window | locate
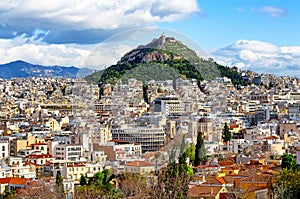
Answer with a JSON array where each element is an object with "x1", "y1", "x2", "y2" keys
[
  {"x1": 2, "y1": 153, "x2": 5, "y2": 157},
  {"x1": 2, "y1": 146, "x2": 5, "y2": 151}
]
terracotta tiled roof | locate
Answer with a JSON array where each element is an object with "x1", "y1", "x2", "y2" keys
[
  {"x1": 25, "y1": 154, "x2": 53, "y2": 159},
  {"x1": 219, "y1": 160, "x2": 235, "y2": 167},
  {"x1": 10, "y1": 178, "x2": 28, "y2": 185},
  {"x1": 202, "y1": 177, "x2": 225, "y2": 185},
  {"x1": 67, "y1": 163, "x2": 85, "y2": 167},
  {"x1": 216, "y1": 177, "x2": 226, "y2": 185},
  {"x1": 31, "y1": 142, "x2": 47, "y2": 146},
  {"x1": 0, "y1": 178, "x2": 28, "y2": 185},
  {"x1": 188, "y1": 185, "x2": 223, "y2": 198},
  {"x1": 238, "y1": 174, "x2": 270, "y2": 183},
  {"x1": 0, "y1": 178, "x2": 11, "y2": 184},
  {"x1": 125, "y1": 161, "x2": 154, "y2": 167},
  {"x1": 236, "y1": 170, "x2": 255, "y2": 177}
]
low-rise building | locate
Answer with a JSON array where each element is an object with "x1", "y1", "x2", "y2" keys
[{"x1": 124, "y1": 160, "x2": 155, "y2": 175}]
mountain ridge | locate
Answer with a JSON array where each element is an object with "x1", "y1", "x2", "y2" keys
[{"x1": 0, "y1": 60, "x2": 93, "y2": 79}]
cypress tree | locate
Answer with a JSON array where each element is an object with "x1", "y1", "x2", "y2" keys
[
  {"x1": 194, "y1": 132, "x2": 206, "y2": 166},
  {"x1": 222, "y1": 122, "x2": 231, "y2": 143}
]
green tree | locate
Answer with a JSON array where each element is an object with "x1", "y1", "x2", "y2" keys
[
  {"x1": 281, "y1": 154, "x2": 297, "y2": 170},
  {"x1": 194, "y1": 132, "x2": 206, "y2": 166},
  {"x1": 55, "y1": 171, "x2": 64, "y2": 198},
  {"x1": 56, "y1": 171, "x2": 63, "y2": 185},
  {"x1": 273, "y1": 169, "x2": 300, "y2": 199},
  {"x1": 185, "y1": 144, "x2": 195, "y2": 163},
  {"x1": 222, "y1": 122, "x2": 231, "y2": 143},
  {"x1": 80, "y1": 175, "x2": 87, "y2": 186},
  {"x1": 76, "y1": 169, "x2": 121, "y2": 198}
]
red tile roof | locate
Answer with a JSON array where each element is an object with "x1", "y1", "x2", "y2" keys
[
  {"x1": 203, "y1": 177, "x2": 226, "y2": 186},
  {"x1": 125, "y1": 161, "x2": 154, "y2": 167},
  {"x1": 0, "y1": 178, "x2": 28, "y2": 185},
  {"x1": 25, "y1": 154, "x2": 53, "y2": 159},
  {"x1": 188, "y1": 185, "x2": 223, "y2": 198},
  {"x1": 31, "y1": 143, "x2": 47, "y2": 146},
  {"x1": 238, "y1": 174, "x2": 271, "y2": 183},
  {"x1": 219, "y1": 160, "x2": 235, "y2": 167},
  {"x1": 67, "y1": 163, "x2": 85, "y2": 167},
  {"x1": 216, "y1": 177, "x2": 226, "y2": 185}
]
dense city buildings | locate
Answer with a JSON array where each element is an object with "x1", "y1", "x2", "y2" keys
[{"x1": 0, "y1": 73, "x2": 299, "y2": 198}]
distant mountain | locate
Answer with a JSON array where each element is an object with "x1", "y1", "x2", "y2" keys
[
  {"x1": 85, "y1": 34, "x2": 245, "y2": 85},
  {"x1": 0, "y1": 60, "x2": 93, "y2": 79}
]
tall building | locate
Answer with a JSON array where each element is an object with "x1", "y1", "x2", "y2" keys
[
  {"x1": 154, "y1": 96, "x2": 184, "y2": 116},
  {"x1": 111, "y1": 125, "x2": 165, "y2": 152}
]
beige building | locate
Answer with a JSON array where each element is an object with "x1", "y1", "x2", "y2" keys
[
  {"x1": 124, "y1": 161, "x2": 155, "y2": 175},
  {"x1": 62, "y1": 163, "x2": 87, "y2": 182},
  {"x1": 278, "y1": 122, "x2": 300, "y2": 139},
  {"x1": 10, "y1": 133, "x2": 44, "y2": 156}
]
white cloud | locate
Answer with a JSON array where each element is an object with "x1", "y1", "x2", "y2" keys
[
  {"x1": 239, "y1": 49, "x2": 259, "y2": 62},
  {"x1": 0, "y1": 35, "x2": 92, "y2": 66},
  {"x1": 0, "y1": 0, "x2": 199, "y2": 31},
  {"x1": 213, "y1": 40, "x2": 300, "y2": 77},
  {"x1": 260, "y1": 6, "x2": 287, "y2": 17}
]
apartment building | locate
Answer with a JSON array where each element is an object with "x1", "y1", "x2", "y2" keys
[
  {"x1": 154, "y1": 96, "x2": 185, "y2": 116},
  {"x1": 55, "y1": 144, "x2": 82, "y2": 161},
  {"x1": 0, "y1": 142, "x2": 9, "y2": 159},
  {"x1": 111, "y1": 125, "x2": 165, "y2": 152}
]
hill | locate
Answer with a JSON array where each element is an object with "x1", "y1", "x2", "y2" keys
[
  {"x1": 85, "y1": 34, "x2": 245, "y2": 86},
  {"x1": 0, "y1": 60, "x2": 92, "y2": 79}
]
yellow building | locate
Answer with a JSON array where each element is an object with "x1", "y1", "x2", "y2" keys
[
  {"x1": 10, "y1": 133, "x2": 44, "y2": 156},
  {"x1": 62, "y1": 163, "x2": 87, "y2": 182}
]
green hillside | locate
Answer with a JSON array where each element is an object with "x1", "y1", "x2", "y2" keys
[{"x1": 85, "y1": 35, "x2": 246, "y2": 86}]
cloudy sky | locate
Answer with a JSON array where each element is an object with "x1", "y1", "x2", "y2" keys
[{"x1": 0, "y1": 0, "x2": 299, "y2": 77}]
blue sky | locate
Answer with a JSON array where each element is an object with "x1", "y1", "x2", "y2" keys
[{"x1": 0, "y1": 0, "x2": 299, "y2": 76}]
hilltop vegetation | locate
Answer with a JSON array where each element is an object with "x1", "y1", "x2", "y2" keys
[{"x1": 85, "y1": 35, "x2": 246, "y2": 86}]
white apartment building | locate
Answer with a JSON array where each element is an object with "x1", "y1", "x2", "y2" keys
[
  {"x1": 111, "y1": 125, "x2": 165, "y2": 152},
  {"x1": 106, "y1": 140, "x2": 142, "y2": 160},
  {"x1": 154, "y1": 96, "x2": 185, "y2": 116},
  {"x1": 55, "y1": 144, "x2": 82, "y2": 161},
  {"x1": 7, "y1": 157, "x2": 36, "y2": 178}
]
